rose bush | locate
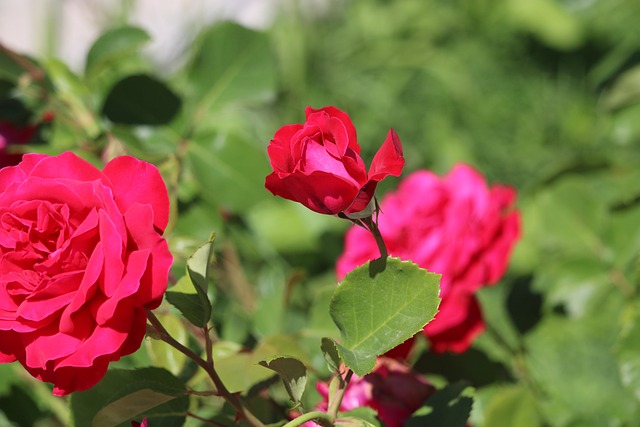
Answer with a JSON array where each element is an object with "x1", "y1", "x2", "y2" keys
[
  {"x1": 302, "y1": 358, "x2": 435, "y2": 427},
  {"x1": 0, "y1": 152, "x2": 173, "y2": 395},
  {"x1": 337, "y1": 164, "x2": 520, "y2": 353},
  {"x1": 265, "y1": 106, "x2": 404, "y2": 216},
  {"x1": 0, "y1": 120, "x2": 37, "y2": 169}
]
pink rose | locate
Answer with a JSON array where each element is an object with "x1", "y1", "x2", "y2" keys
[
  {"x1": 132, "y1": 418, "x2": 149, "y2": 427},
  {"x1": 0, "y1": 152, "x2": 173, "y2": 395},
  {"x1": 302, "y1": 358, "x2": 435, "y2": 427},
  {"x1": 337, "y1": 164, "x2": 520, "y2": 353},
  {"x1": 0, "y1": 121, "x2": 37, "y2": 169},
  {"x1": 265, "y1": 106, "x2": 404, "y2": 215}
]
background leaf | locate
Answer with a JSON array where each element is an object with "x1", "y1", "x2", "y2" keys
[
  {"x1": 85, "y1": 26, "x2": 151, "y2": 77},
  {"x1": 70, "y1": 367, "x2": 188, "y2": 427},
  {"x1": 406, "y1": 382, "x2": 474, "y2": 427},
  {"x1": 186, "y1": 21, "x2": 277, "y2": 110},
  {"x1": 186, "y1": 131, "x2": 270, "y2": 213},
  {"x1": 102, "y1": 74, "x2": 181, "y2": 125},
  {"x1": 258, "y1": 355, "x2": 307, "y2": 404},
  {"x1": 475, "y1": 385, "x2": 542, "y2": 427}
]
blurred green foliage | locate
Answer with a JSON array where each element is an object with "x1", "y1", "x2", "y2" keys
[{"x1": 1, "y1": 0, "x2": 640, "y2": 426}]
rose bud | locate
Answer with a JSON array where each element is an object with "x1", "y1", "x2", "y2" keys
[{"x1": 265, "y1": 106, "x2": 404, "y2": 216}]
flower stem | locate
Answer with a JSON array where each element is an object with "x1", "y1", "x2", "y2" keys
[
  {"x1": 146, "y1": 310, "x2": 266, "y2": 427},
  {"x1": 359, "y1": 217, "x2": 388, "y2": 259},
  {"x1": 282, "y1": 411, "x2": 334, "y2": 427},
  {"x1": 327, "y1": 369, "x2": 354, "y2": 420}
]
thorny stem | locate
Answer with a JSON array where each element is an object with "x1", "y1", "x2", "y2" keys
[{"x1": 146, "y1": 310, "x2": 266, "y2": 427}]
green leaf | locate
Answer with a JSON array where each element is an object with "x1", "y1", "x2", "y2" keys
[
  {"x1": 0, "y1": 365, "x2": 17, "y2": 395},
  {"x1": 247, "y1": 199, "x2": 346, "y2": 253},
  {"x1": 505, "y1": 0, "x2": 583, "y2": 50},
  {"x1": 214, "y1": 334, "x2": 311, "y2": 395},
  {"x1": 602, "y1": 65, "x2": 640, "y2": 112},
  {"x1": 179, "y1": 236, "x2": 215, "y2": 327},
  {"x1": 85, "y1": 26, "x2": 150, "y2": 77},
  {"x1": 616, "y1": 302, "x2": 640, "y2": 402},
  {"x1": 330, "y1": 257, "x2": 440, "y2": 376},
  {"x1": 187, "y1": 21, "x2": 277, "y2": 109},
  {"x1": 187, "y1": 235, "x2": 215, "y2": 293},
  {"x1": 337, "y1": 407, "x2": 381, "y2": 427},
  {"x1": 478, "y1": 385, "x2": 542, "y2": 427},
  {"x1": 406, "y1": 382, "x2": 474, "y2": 427},
  {"x1": 102, "y1": 74, "x2": 181, "y2": 125},
  {"x1": 165, "y1": 289, "x2": 207, "y2": 327},
  {"x1": 321, "y1": 337, "x2": 342, "y2": 374},
  {"x1": 214, "y1": 353, "x2": 274, "y2": 394},
  {"x1": 258, "y1": 356, "x2": 307, "y2": 404},
  {"x1": 166, "y1": 275, "x2": 210, "y2": 327},
  {"x1": 251, "y1": 266, "x2": 286, "y2": 339},
  {"x1": 70, "y1": 367, "x2": 188, "y2": 427},
  {"x1": 532, "y1": 259, "x2": 610, "y2": 317},
  {"x1": 525, "y1": 313, "x2": 635, "y2": 425},
  {"x1": 0, "y1": 49, "x2": 26, "y2": 82},
  {"x1": 529, "y1": 178, "x2": 607, "y2": 259},
  {"x1": 187, "y1": 132, "x2": 270, "y2": 212},
  {"x1": 0, "y1": 384, "x2": 47, "y2": 427}
]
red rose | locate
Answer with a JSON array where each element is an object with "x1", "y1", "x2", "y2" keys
[
  {"x1": 0, "y1": 152, "x2": 173, "y2": 395},
  {"x1": 0, "y1": 121, "x2": 37, "y2": 169},
  {"x1": 337, "y1": 164, "x2": 520, "y2": 353},
  {"x1": 265, "y1": 106, "x2": 404, "y2": 215},
  {"x1": 301, "y1": 358, "x2": 435, "y2": 427}
]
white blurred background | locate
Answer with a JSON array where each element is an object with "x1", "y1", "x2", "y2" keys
[{"x1": 0, "y1": 0, "x2": 283, "y2": 71}]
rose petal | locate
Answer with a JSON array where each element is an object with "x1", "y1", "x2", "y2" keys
[
  {"x1": 58, "y1": 243, "x2": 103, "y2": 333},
  {"x1": 0, "y1": 330, "x2": 19, "y2": 362},
  {"x1": 300, "y1": 140, "x2": 360, "y2": 187},
  {"x1": 367, "y1": 129, "x2": 404, "y2": 182},
  {"x1": 16, "y1": 271, "x2": 83, "y2": 324},
  {"x1": 268, "y1": 124, "x2": 303, "y2": 173},
  {"x1": 97, "y1": 210, "x2": 125, "y2": 297},
  {"x1": 424, "y1": 293, "x2": 485, "y2": 353},
  {"x1": 95, "y1": 250, "x2": 150, "y2": 325},
  {"x1": 28, "y1": 152, "x2": 105, "y2": 183},
  {"x1": 102, "y1": 156, "x2": 170, "y2": 232},
  {"x1": 48, "y1": 355, "x2": 111, "y2": 396},
  {"x1": 344, "y1": 129, "x2": 404, "y2": 214},
  {"x1": 123, "y1": 204, "x2": 172, "y2": 308},
  {"x1": 266, "y1": 170, "x2": 359, "y2": 214},
  {"x1": 305, "y1": 106, "x2": 359, "y2": 154},
  {"x1": 117, "y1": 309, "x2": 148, "y2": 357}
]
